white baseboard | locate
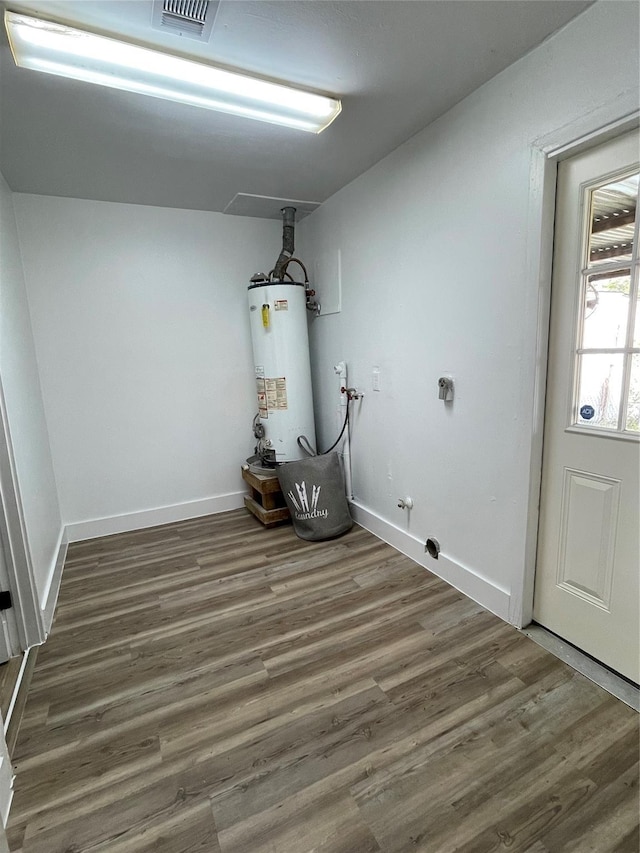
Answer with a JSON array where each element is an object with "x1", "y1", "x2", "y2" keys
[
  {"x1": 64, "y1": 492, "x2": 246, "y2": 543},
  {"x1": 350, "y1": 500, "x2": 511, "y2": 623},
  {"x1": 40, "y1": 529, "x2": 68, "y2": 635},
  {"x1": 2, "y1": 650, "x2": 29, "y2": 736}
]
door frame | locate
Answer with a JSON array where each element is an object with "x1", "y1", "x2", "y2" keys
[
  {"x1": 0, "y1": 524, "x2": 19, "y2": 662},
  {"x1": 510, "y1": 107, "x2": 640, "y2": 630},
  {"x1": 0, "y1": 376, "x2": 45, "y2": 651}
]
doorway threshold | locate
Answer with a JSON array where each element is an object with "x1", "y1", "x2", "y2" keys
[{"x1": 522, "y1": 624, "x2": 639, "y2": 711}]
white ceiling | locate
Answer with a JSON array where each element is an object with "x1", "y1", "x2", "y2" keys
[{"x1": 0, "y1": 0, "x2": 592, "y2": 217}]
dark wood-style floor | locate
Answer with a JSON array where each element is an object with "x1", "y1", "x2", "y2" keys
[{"x1": 6, "y1": 511, "x2": 639, "y2": 852}]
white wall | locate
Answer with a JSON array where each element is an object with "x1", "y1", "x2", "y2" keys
[
  {"x1": 14, "y1": 196, "x2": 280, "y2": 537},
  {"x1": 0, "y1": 173, "x2": 62, "y2": 610},
  {"x1": 298, "y1": 1, "x2": 639, "y2": 619}
]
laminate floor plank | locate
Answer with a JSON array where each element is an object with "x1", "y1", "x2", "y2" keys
[
  {"x1": 217, "y1": 784, "x2": 382, "y2": 853},
  {"x1": 6, "y1": 509, "x2": 638, "y2": 852},
  {"x1": 19, "y1": 774, "x2": 220, "y2": 853},
  {"x1": 15, "y1": 658, "x2": 269, "y2": 770}
]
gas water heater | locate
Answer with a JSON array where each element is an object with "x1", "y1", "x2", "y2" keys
[{"x1": 247, "y1": 207, "x2": 317, "y2": 467}]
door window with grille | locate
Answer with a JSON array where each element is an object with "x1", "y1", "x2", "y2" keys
[{"x1": 573, "y1": 171, "x2": 639, "y2": 435}]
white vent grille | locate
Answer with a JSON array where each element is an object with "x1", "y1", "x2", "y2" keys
[
  {"x1": 152, "y1": 0, "x2": 219, "y2": 41},
  {"x1": 164, "y1": 1, "x2": 209, "y2": 25}
]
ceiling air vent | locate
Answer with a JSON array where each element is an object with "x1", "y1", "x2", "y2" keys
[{"x1": 152, "y1": 0, "x2": 219, "y2": 42}]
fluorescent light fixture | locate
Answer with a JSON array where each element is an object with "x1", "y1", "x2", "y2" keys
[{"x1": 4, "y1": 11, "x2": 342, "y2": 133}]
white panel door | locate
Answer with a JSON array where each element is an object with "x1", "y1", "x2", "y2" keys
[{"x1": 534, "y1": 130, "x2": 640, "y2": 684}]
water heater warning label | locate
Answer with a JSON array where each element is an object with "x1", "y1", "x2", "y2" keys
[
  {"x1": 265, "y1": 378, "x2": 278, "y2": 410},
  {"x1": 264, "y1": 376, "x2": 287, "y2": 412},
  {"x1": 274, "y1": 299, "x2": 288, "y2": 311},
  {"x1": 256, "y1": 378, "x2": 267, "y2": 418},
  {"x1": 258, "y1": 376, "x2": 288, "y2": 412},
  {"x1": 275, "y1": 377, "x2": 288, "y2": 409}
]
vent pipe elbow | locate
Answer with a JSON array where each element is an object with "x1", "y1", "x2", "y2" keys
[{"x1": 273, "y1": 206, "x2": 296, "y2": 281}]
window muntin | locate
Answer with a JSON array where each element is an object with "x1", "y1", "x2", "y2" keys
[{"x1": 572, "y1": 169, "x2": 639, "y2": 436}]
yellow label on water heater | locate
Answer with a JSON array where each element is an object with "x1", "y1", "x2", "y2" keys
[{"x1": 261, "y1": 304, "x2": 270, "y2": 328}]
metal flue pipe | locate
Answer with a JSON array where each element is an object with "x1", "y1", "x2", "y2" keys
[{"x1": 273, "y1": 206, "x2": 296, "y2": 281}]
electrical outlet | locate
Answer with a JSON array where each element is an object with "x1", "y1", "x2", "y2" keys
[{"x1": 372, "y1": 367, "x2": 381, "y2": 392}]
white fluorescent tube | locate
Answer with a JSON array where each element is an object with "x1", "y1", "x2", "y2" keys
[{"x1": 4, "y1": 11, "x2": 342, "y2": 133}]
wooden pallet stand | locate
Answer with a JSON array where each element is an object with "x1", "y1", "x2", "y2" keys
[{"x1": 242, "y1": 466, "x2": 290, "y2": 527}]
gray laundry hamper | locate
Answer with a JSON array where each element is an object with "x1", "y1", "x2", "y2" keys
[{"x1": 276, "y1": 452, "x2": 353, "y2": 541}]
